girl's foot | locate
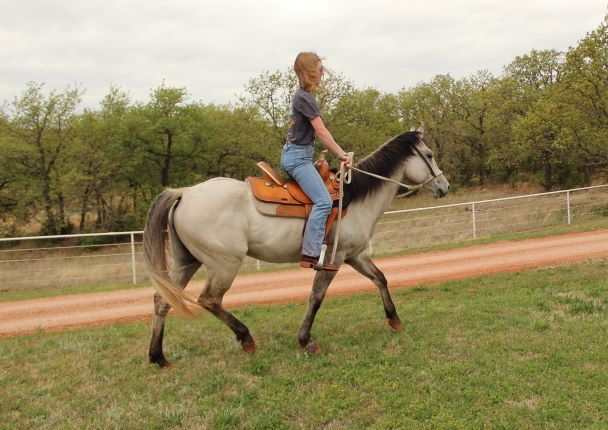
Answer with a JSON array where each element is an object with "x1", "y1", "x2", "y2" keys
[{"x1": 300, "y1": 255, "x2": 339, "y2": 271}]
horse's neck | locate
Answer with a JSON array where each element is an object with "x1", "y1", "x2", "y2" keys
[{"x1": 351, "y1": 181, "x2": 400, "y2": 233}]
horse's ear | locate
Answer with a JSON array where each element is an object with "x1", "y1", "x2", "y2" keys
[{"x1": 416, "y1": 122, "x2": 425, "y2": 134}]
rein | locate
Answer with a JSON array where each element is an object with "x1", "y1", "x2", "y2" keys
[
  {"x1": 335, "y1": 146, "x2": 444, "y2": 197},
  {"x1": 328, "y1": 144, "x2": 444, "y2": 265},
  {"x1": 346, "y1": 165, "x2": 441, "y2": 198}
]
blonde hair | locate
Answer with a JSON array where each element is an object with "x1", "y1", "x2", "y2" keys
[{"x1": 294, "y1": 52, "x2": 327, "y2": 92}]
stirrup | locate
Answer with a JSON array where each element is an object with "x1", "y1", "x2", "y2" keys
[
  {"x1": 300, "y1": 245, "x2": 339, "y2": 271},
  {"x1": 315, "y1": 244, "x2": 328, "y2": 270},
  {"x1": 300, "y1": 259, "x2": 339, "y2": 271}
]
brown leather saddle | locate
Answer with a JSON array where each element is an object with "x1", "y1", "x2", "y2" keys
[{"x1": 246, "y1": 156, "x2": 348, "y2": 240}]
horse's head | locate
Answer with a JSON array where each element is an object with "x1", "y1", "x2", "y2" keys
[
  {"x1": 402, "y1": 126, "x2": 450, "y2": 198},
  {"x1": 348, "y1": 127, "x2": 450, "y2": 202}
]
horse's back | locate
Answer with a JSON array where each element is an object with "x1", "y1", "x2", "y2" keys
[
  {"x1": 175, "y1": 177, "x2": 252, "y2": 224},
  {"x1": 182, "y1": 177, "x2": 250, "y2": 213},
  {"x1": 171, "y1": 179, "x2": 251, "y2": 259}
]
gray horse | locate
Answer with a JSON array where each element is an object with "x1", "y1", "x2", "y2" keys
[{"x1": 143, "y1": 129, "x2": 450, "y2": 367}]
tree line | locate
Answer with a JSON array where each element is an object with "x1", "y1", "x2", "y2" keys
[{"x1": 1, "y1": 16, "x2": 606, "y2": 236}]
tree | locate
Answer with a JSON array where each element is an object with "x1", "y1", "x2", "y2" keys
[
  {"x1": 398, "y1": 75, "x2": 469, "y2": 183},
  {"x1": 68, "y1": 86, "x2": 135, "y2": 231},
  {"x1": 239, "y1": 69, "x2": 296, "y2": 144},
  {"x1": 399, "y1": 72, "x2": 499, "y2": 186},
  {"x1": 1, "y1": 82, "x2": 82, "y2": 234},
  {"x1": 239, "y1": 68, "x2": 355, "y2": 148},
  {"x1": 330, "y1": 88, "x2": 401, "y2": 158},
  {"x1": 127, "y1": 84, "x2": 209, "y2": 188},
  {"x1": 557, "y1": 14, "x2": 608, "y2": 172},
  {"x1": 449, "y1": 71, "x2": 500, "y2": 185},
  {"x1": 509, "y1": 16, "x2": 608, "y2": 189},
  {"x1": 504, "y1": 49, "x2": 564, "y2": 93},
  {"x1": 194, "y1": 105, "x2": 277, "y2": 179},
  {"x1": 0, "y1": 116, "x2": 24, "y2": 234}
]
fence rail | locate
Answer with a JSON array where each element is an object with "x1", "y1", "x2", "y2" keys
[{"x1": 1, "y1": 184, "x2": 607, "y2": 290}]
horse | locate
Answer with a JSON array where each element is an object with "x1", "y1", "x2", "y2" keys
[{"x1": 143, "y1": 128, "x2": 450, "y2": 367}]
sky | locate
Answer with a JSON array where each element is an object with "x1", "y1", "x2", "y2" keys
[{"x1": 1, "y1": 0, "x2": 606, "y2": 109}]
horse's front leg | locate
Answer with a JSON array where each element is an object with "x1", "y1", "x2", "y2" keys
[
  {"x1": 345, "y1": 253, "x2": 402, "y2": 331},
  {"x1": 298, "y1": 269, "x2": 338, "y2": 353}
]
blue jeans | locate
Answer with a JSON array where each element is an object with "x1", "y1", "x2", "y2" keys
[{"x1": 281, "y1": 143, "x2": 332, "y2": 257}]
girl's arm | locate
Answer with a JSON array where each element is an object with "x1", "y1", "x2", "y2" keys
[{"x1": 310, "y1": 116, "x2": 351, "y2": 163}]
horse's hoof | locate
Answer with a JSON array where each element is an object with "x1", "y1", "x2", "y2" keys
[
  {"x1": 240, "y1": 339, "x2": 257, "y2": 353},
  {"x1": 308, "y1": 343, "x2": 321, "y2": 354},
  {"x1": 150, "y1": 355, "x2": 173, "y2": 368},
  {"x1": 388, "y1": 319, "x2": 403, "y2": 331},
  {"x1": 299, "y1": 341, "x2": 321, "y2": 354}
]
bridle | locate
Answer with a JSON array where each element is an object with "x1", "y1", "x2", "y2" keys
[
  {"x1": 405, "y1": 143, "x2": 444, "y2": 196},
  {"x1": 338, "y1": 138, "x2": 444, "y2": 198}
]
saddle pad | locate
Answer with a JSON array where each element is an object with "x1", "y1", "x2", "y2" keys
[{"x1": 251, "y1": 199, "x2": 308, "y2": 218}]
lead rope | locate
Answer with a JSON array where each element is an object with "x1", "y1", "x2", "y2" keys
[
  {"x1": 328, "y1": 153, "x2": 443, "y2": 265},
  {"x1": 329, "y1": 152, "x2": 353, "y2": 265}
]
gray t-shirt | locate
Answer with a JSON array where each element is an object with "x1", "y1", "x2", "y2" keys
[{"x1": 286, "y1": 88, "x2": 321, "y2": 146}]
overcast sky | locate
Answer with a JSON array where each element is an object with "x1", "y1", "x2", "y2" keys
[{"x1": 1, "y1": 0, "x2": 606, "y2": 109}]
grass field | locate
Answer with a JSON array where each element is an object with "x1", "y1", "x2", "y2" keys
[{"x1": 1, "y1": 259, "x2": 607, "y2": 429}]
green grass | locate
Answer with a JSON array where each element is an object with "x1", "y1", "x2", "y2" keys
[{"x1": 1, "y1": 259, "x2": 607, "y2": 429}]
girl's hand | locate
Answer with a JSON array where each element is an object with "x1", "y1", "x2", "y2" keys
[{"x1": 339, "y1": 152, "x2": 352, "y2": 168}]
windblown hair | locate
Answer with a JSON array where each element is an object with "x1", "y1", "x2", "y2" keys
[
  {"x1": 294, "y1": 52, "x2": 327, "y2": 92},
  {"x1": 348, "y1": 131, "x2": 420, "y2": 202}
]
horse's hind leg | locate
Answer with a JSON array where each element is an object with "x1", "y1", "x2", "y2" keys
[
  {"x1": 346, "y1": 253, "x2": 402, "y2": 331},
  {"x1": 197, "y1": 262, "x2": 256, "y2": 353},
  {"x1": 149, "y1": 260, "x2": 201, "y2": 368}
]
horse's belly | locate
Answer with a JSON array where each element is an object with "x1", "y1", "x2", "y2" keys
[{"x1": 245, "y1": 213, "x2": 304, "y2": 263}]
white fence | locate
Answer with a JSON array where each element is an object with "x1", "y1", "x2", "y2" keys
[{"x1": 1, "y1": 184, "x2": 607, "y2": 290}]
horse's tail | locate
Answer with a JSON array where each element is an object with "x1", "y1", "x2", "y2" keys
[{"x1": 143, "y1": 188, "x2": 199, "y2": 317}]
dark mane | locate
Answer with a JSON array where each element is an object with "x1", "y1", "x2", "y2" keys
[{"x1": 347, "y1": 131, "x2": 420, "y2": 202}]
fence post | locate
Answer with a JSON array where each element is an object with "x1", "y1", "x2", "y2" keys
[
  {"x1": 566, "y1": 190, "x2": 571, "y2": 225},
  {"x1": 471, "y1": 202, "x2": 477, "y2": 239},
  {"x1": 130, "y1": 232, "x2": 137, "y2": 285}
]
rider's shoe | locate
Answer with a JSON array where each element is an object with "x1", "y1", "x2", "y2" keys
[{"x1": 300, "y1": 255, "x2": 339, "y2": 271}]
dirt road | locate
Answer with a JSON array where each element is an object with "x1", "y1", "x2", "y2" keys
[{"x1": 1, "y1": 230, "x2": 607, "y2": 337}]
